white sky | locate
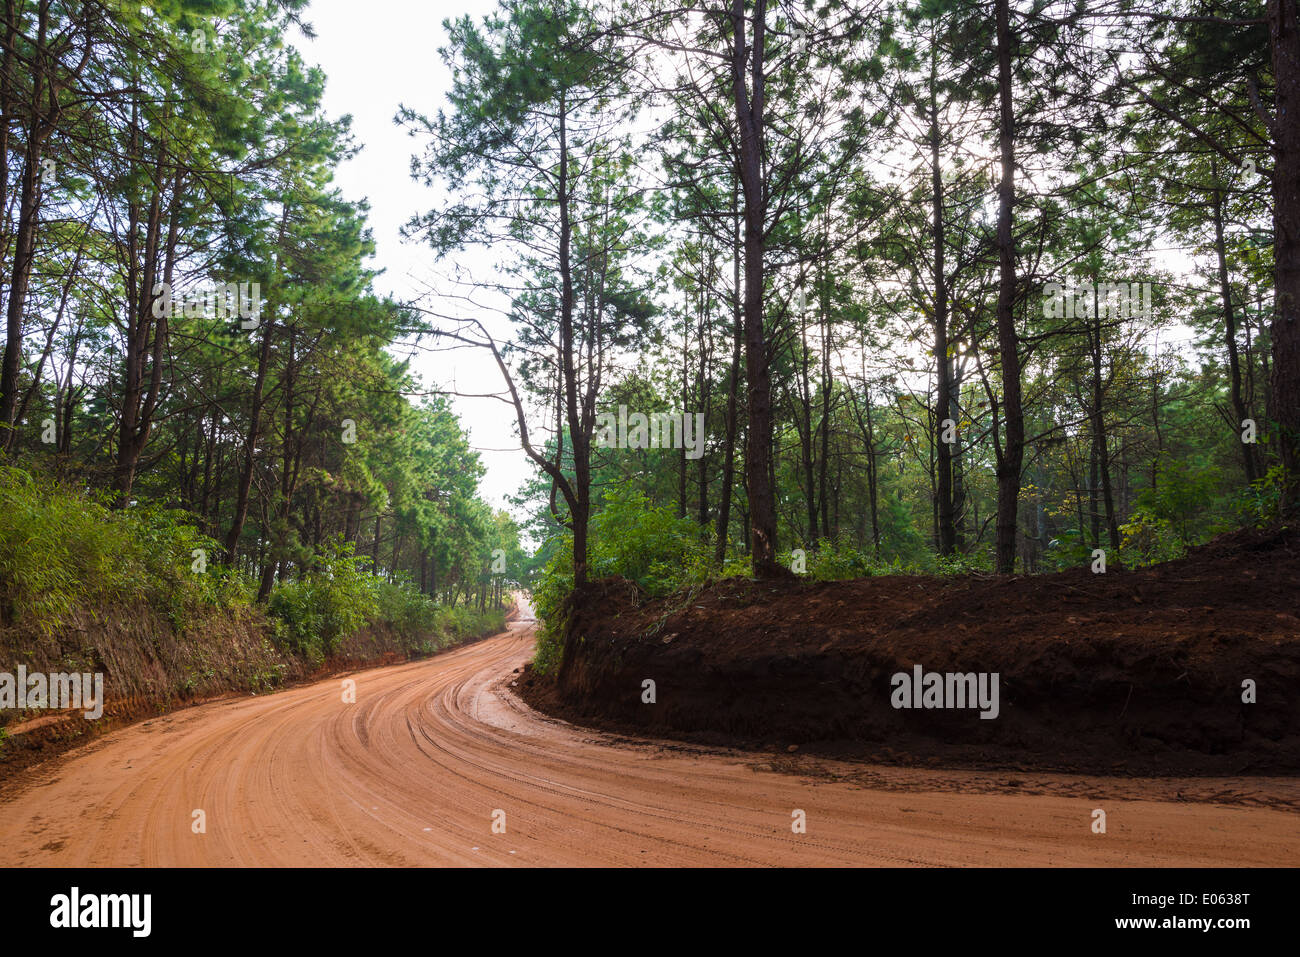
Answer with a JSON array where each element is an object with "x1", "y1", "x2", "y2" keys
[{"x1": 301, "y1": 0, "x2": 531, "y2": 515}]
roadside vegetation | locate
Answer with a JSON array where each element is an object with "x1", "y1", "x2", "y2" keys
[
  {"x1": 0, "y1": 1, "x2": 523, "y2": 740},
  {"x1": 0, "y1": 466, "x2": 507, "y2": 705}
]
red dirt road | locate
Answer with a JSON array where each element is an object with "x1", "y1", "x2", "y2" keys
[{"x1": 2, "y1": 620, "x2": 1297, "y2": 866}]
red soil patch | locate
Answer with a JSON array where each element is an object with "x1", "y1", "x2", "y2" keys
[{"x1": 518, "y1": 525, "x2": 1300, "y2": 774}]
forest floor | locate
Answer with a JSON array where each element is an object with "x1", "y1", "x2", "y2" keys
[{"x1": 519, "y1": 524, "x2": 1300, "y2": 776}]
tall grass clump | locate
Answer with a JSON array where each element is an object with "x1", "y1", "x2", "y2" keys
[{"x1": 0, "y1": 466, "x2": 243, "y2": 633}]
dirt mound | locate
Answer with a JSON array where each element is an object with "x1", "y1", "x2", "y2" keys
[{"x1": 519, "y1": 525, "x2": 1300, "y2": 774}]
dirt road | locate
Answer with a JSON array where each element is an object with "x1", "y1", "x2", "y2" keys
[{"x1": 2, "y1": 620, "x2": 1298, "y2": 866}]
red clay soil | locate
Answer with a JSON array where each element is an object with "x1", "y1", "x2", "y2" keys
[
  {"x1": 519, "y1": 524, "x2": 1300, "y2": 775},
  {"x1": 0, "y1": 600, "x2": 519, "y2": 780}
]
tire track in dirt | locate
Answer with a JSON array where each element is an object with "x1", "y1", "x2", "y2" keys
[{"x1": 2, "y1": 620, "x2": 1298, "y2": 866}]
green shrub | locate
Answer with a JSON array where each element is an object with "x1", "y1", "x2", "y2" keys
[
  {"x1": 266, "y1": 539, "x2": 376, "y2": 663},
  {"x1": 265, "y1": 540, "x2": 506, "y2": 664},
  {"x1": 0, "y1": 466, "x2": 243, "y2": 633},
  {"x1": 1039, "y1": 528, "x2": 1095, "y2": 571},
  {"x1": 799, "y1": 537, "x2": 875, "y2": 580},
  {"x1": 928, "y1": 549, "x2": 994, "y2": 575},
  {"x1": 434, "y1": 604, "x2": 507, "y2": 646},
  {"x1": 371, "y1": 578, "x2": 441, "y2": 649},
  {"x1": 532, "y1": 486, "x2": 1008, "y2": 672},
  {"x1": 1117, "y1": 453, "x2": 1224, "y2": 566},
  {"x1": 587, "y1": 486, "x2": 714, "y2": 593},
  {"x1": 781, "y1": 536, "x2": 989, "y2": 579},
  {"x1": 532, "y1": 487, "x2": 713, "y2": 674},
  {"x1": 1237, "y1": 463, "x2": 1287, "y2": 528},
  {"x1": 0, "y1": 466, "x2": 503, "y2": 691}
]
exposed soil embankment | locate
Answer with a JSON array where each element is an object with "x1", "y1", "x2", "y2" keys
[
  {"x1": 7, "y1": 623, "x2": 1296, "y2": 867},
  {"x1": 0, "y1": 599, "x2": 515, "y2": 776},
  {"x1": 519, "y1": 527, "x2": 1300, "y2": 774}
]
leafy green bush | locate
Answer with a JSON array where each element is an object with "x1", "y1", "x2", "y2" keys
[
  {"x1": 587, "y1": 486, "x2": 714, "y2": 592},
  {"x1": 531, "y1": 540, "x2": 574, "y2": 676},
  {"x1": 433, "y1": 604, "x2": 507, "y2": 646},
  {"x1": 266, "y1": 539, "x2": 377, "y2": 663},
  {"x1": 1117, "y1": 453, "x2": 1223, "y2": 566},
  {"x1": 532, "y1": 486, "x2": 713, "y2": 674},
  {"x1": 531, "y1": 486, "x2": 1002, "y2": 672},
  {"x1": 1117, "y1": 512, "x2": 1188, "y2": 567},
  {"x1": 928, "y1": 550, "x2": 994, "y2": 575},
  {"x1": 265, "y1": 540, "x2": 505, "y2": 664},
  {"x1": 800, "y1": 537, "x2": 875, "y2": 580},
  {"x1": 1237, "y1": 463, "x2": 1287, "y2": 528},
  {"x1": 1039, "y1": 528, "x2": 1095, "y2": 571},
  {"x1": 0, "y1": 466, "x2": 503, "y2": 698},
  {"x1": 369, "y1": 578, "x2": 505, "y2": 653},
  {"x1": 371, "y1": 577, "x2": 441, "y2": 649},
  {"x1": 783, "y1": 536, "x2": 989, "y2": 579},
  {"x1": 0, "y1": 466, "x2": 244, "y2": 633}
]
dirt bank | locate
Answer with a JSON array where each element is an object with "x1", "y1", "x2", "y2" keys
[
  {"x1": 0, "y1": 599, "x2": 514, "y2": 777},
  {"x1": 519, "y1": 525, "x2": 1300, "y2": 775}
]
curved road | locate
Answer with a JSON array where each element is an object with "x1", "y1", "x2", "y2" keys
[{"x1": 2, "y1": 619, "x2": 1298, "y2": 866}]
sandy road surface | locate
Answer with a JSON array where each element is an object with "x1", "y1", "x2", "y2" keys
[{"x1": 2, "y1": 620, "x2": 1298, "y2": 866}]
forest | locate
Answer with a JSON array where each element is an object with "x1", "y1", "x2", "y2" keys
[
  {"x1": 0, "y1": 0, "x2": 521, "y2": 681},
  {"x1": 393, "y1": 0, "x2": 1295, "y2": 664},
  {"x1": 1, "y1": 0, "x2": 1295, "y2": 675}
]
